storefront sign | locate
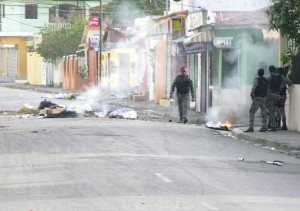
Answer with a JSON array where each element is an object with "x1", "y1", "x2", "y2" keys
[
  {"x1": 178, "y1": 42, "x2": 206, "y2": 55},
  {"x1": 89, "y1": 17, "x2": 100, "y2": 28},
  {"x1": 213, "y1": 37, "x2": 234, "y2": 49}
]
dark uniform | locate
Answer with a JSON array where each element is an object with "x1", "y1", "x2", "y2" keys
[
  {"x1": 245, "y1": 68, "x2": 269, "y2": 132},
  {"x1": 267, "y1": 69, "x2": 283, "y2": 131},
  {"x1": 170, "y1": 67, "x2": 195, "y2": 123},
  {"x1": 277, "y1": 67, "x2": 292, "y2": 130}
]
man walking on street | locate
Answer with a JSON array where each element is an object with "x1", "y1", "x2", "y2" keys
[
  {"x1": 244, "y1": 68, "x2": 269, "y2": 132},
  {"x1": 170, "y1": 67, "x2": 195, "y2": 123}
]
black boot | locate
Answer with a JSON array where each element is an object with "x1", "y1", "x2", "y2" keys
[
  {"x1": 277, "y1": 120, "x2": 281, "y2": 129},
  {"x1": 183, "y1": 117, "x2": 188, "y2": 124},
  {"x1": 259, "y1": 127, "x2": 266, "y2": 132},
  {"x1": 280, "y1": 122, "x2": 288, "y2": 130},
  {"x1": 244, "y1": 127, "x2": 254, "y2": 132}
]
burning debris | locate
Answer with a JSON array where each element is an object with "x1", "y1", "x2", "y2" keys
[
  {"x1": 205, "y1": 121, "x2": 232, "y2": 131},
  {"x1": 9, "y1": 94, "x2": 138, "y2": 120}
]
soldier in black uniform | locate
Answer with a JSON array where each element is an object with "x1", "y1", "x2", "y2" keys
[
  {"x1": 170, "y1": 67, "x2": 195, "y2": 124},
  {"x1": 267, "y1": 67, "x2": 283, "y2": 131},
  {"x1": 277, "y1": 67, "x2": 292, "y2": 130},
  {"x1": 244, "y1": 68, "x2": 269, "y2": 132}
]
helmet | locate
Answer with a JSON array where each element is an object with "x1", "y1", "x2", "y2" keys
[{"x1": 258, "y1": 68, "x2": 264, "y2": 76}]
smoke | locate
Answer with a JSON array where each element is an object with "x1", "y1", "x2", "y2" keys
[
  {"x1": 67, "y1": 86, "x2": 110, "y2": 115},
  {"x1": 102, "y1": 2, "x2": 150, "y2": 95},
  {"x1": 205, "y1": 31, "x2": 279, "y2": 124}
]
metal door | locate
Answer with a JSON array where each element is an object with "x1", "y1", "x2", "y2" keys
[{"x1": 7, "y1": 48, "x2": 18, "y2": 76}]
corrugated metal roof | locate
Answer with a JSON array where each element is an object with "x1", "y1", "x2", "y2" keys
[{"x1": 212, "y1": 7, "x2": 269, "y2": 27}]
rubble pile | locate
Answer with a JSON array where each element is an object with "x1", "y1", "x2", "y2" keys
[{"x1": 4, "y1": 92, "x2": 138, "y2": 120}]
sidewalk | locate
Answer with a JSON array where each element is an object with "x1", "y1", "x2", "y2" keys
[{"x1": 1, "y1": 82, "x2": 300, "y2": 157}]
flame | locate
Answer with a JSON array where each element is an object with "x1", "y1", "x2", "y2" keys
[{"x1": 222, "y1": 121, "x2": 232, "y2": 128}]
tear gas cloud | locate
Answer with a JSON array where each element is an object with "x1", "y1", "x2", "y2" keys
[{"x1": 205, "y1": 32, "x2": 279, "y2": 123}]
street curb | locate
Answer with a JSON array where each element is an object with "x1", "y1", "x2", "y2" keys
[{"x1": 231, "y1": 128, "x2": 300, "y2": 157}]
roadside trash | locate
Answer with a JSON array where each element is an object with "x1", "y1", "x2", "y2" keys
[
  {"x1": 238, "y1": 158, "x2": 244, "y2": 161},
  {"x1": 67, "y1": 103, "x2": 93, "y2": 115},
  {"x1": 45, "y1": 109, "x2": 77, "y2": 118},
  {"x1": 108, "y1": 108, "x2": 137, "y2": 119},
  {"x1": 18, "y1": 103, "x2": 38, "y2": 114},
  {"x1": 95, "y1": 111, "x2": 107, "y2": 118},
  {"x1": 205, "y1": 121, "x2": 230, "y2": 131},
  {"x1": 45, "y1": 93, "x2": 76, "y2": 100},
  {"x1": 38, "y1": 99, "x2": 58, "y2": 109},
  {"x1": 264, "y1": 160, "x2": 284, "y2": 166}
]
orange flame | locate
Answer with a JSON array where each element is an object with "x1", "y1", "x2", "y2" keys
[{"x1": 222, "y1": 121, "x2": 232, "y2": 128}]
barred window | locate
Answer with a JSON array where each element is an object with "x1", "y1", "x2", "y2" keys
[{"x1": 25, "y1": 4, "x2": 37, "y2": 19}]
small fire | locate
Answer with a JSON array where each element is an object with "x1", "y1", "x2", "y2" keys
[{"x1": 222, "y1": 120, "x2": 232, "y2": 128}]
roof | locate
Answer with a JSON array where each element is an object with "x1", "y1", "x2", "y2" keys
[
  {"x1": 154, "y1": 10, "x2": 189, "y2": 21},
  {"x1": 213, "y1": 7, "x2": 269, "y2": 27}
]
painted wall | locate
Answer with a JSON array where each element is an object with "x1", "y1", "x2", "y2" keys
[
  {"x1": 1, "y1": 1, "x2": 103, "y2": 33},
  {"x1": 0, "y1": 36, "x2": 27, "y2": 77},
  {"x1": 154, "y1": 40, "x2": 167, "y2": 103},
  {"x1": 27, "y1": 52, "x2": 42, "y2": 85},
  {"x1": 62, "y1": 50, "x2": 98, "y2": 90}
]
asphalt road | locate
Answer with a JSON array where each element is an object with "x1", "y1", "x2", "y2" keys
[{"x1": 0, "y1": 115, "x2": 300, "y2": 211}]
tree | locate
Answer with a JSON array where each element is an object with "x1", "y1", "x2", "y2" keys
[
  {"x1": 106, "y1": 0, "x2": 165, "y2": 25},
  {"x1": 266, "y1": 0, "x2": 300, "y2": 82},
  {"x1": 266, "y1": 0, "x2": 300, "y2": 56},
  {"x1": 36, "y1": 18, "x2": 88, "y2": 61}
]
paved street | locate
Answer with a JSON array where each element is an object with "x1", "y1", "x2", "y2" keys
[{"x1": 0, "y1": 85, "x2": 300, "y2": 210}]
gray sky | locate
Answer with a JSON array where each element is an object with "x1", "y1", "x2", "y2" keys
[{"x1": 171, "y1": 0, "x2": 271, "y2": 11}]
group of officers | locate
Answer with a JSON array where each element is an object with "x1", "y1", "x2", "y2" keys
[{"x1": 245, "y1": 65, "x2": 292, "y2": 132}]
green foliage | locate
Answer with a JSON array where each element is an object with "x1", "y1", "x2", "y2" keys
[
  {"x1": 36, "y1": 18, "x2": 88, "y2": 61},
  {"x1": 266, "y1": 0, "x2": 300, "y2": 52},
  {"x1": 266, "y1": 0, "x2": 300, "y2": 83},
  {"x1": 106, "y1": 0, "x2": 165, "y2": 25}
]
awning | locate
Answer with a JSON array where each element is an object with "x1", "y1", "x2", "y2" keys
[{"x1": 183, "y1": 31, "x2": 214, "y2": 44}]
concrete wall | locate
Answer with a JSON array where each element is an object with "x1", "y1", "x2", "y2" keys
[
  {"x1": 154, "y1": 40, "x2": 167, "y2": 103},
  {"x1": 27, "y1": 52, "x2": 43, "y2": 85},
  {"x1": 287, "y1": 85, "x2": 300, "y2": 132},
  {"x1": 62, "y1": 51, "x2": 98, "y2": 90}
]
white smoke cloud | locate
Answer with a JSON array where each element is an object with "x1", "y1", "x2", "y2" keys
[{"x1": 206, "y1": 31, "x2": 279, "y2": 124}]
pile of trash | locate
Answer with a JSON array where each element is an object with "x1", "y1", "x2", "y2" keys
[{"x1": 14, "y1": 98, "x2": 137, "y2": 120}]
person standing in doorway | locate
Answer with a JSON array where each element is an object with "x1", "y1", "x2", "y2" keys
[
  {"x1": 169, "y1": 67, "x2": 195, "y2": 123},
  {"x1": 244, "y1": 68, "x2": 269, "y2": 132}
]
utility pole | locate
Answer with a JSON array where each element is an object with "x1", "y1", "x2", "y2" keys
[
  {"x1": 166, "y1": 0, "x2": 169, "y2": 15},
  {"x1": 99, "y1": 0, "x2": 102, "y2": 85}
]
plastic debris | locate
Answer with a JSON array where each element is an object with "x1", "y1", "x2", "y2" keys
[
  {"x1": 108, "y1": 108, "x2": 137, "y2": 119},
  {"x1": 264, "y1": 160, "x2": 284, "y2": 166},
  {"x1": 238, "y1": 158, "x2": 245, "y2": 161}
]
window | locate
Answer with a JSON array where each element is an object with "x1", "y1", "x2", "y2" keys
[{"x1": 25, "y1": 4, "x2": 37, "y2": 19}]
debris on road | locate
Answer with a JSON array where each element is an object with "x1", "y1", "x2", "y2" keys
[
  {"x1": 44, "y1": 93, "x2": 77, "y2": 100},
  {"x1": 205, "y1": 121, "x2": 230, "y2": 131},
  {"x1": 237, "y1": 158, "x2": 284, "y2": 166},
  {"x1": 108, "y1": 108, "x2": 137, "y2": 119}
]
